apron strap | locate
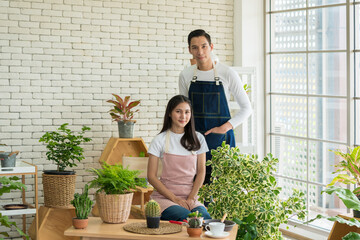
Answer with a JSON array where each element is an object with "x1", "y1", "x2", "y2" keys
[
  {"x1": 165, "y1": 130, "x2": 171, "y2": 154},
  {"x1": 192, "y1": 61, "x2": 220, "y2": 85}
]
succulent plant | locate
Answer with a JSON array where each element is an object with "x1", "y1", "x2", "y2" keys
[
  {"x1": 71, "y1": 184, "x2": 93, "y2": 219},
  {"x1": 187, "y1": 211, "x2": 203, "y2": 228},
  {"x1": 145, "y1": 200, "x2": 161, "y2": 217}
]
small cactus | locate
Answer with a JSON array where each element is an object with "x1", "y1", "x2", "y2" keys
[
  {"x1": 145, "y1": 200, "x2": 161, "y2": 217},
  {"x1": 187, "y1": 211, "x2": 203, "y2": 228}
]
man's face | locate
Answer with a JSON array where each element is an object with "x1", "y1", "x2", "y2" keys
[{"x1": 188, "y1": 36, "x2": 213, "y2": 65}]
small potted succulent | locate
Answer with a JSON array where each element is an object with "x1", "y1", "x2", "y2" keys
[
  {"x1": 145, "y1": 200, "x2": 161, "y2": 228},
  {"x1": 70, "y1": 184, "x2": 93, "y2": 229},
  {"x1": 107, "y1": 94, "x2": 140, "y2": 138},
  {"x1": 0, "y1": 143, "x2": 19, "y2": 169},
  {"x1": 186, "y1": 211, "x2": 203, "y2": 237}
]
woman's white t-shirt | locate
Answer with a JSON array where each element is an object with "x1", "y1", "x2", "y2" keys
[{"x1": 148, "y1": 131, "x2": 208, "y2": 158}]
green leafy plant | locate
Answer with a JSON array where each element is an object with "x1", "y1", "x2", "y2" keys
[
  {"x1": 145, "y1": 200, "x2": 161, "y2": 217},
  {"x1": 234, "y1": 214, "x2": 258, "y2": 240},
  {"x1": 71, "y1": 184, "x2": 93, "y2": 219},
  {"x1": 107, "y1": 94, "x2": 140, "y2": 122},
  {"x1": 328, "y1": 146, "x2": 360, "y2": 195},
  {"x1": 187, "y1": 211, "x2": 203, "y2": 228},
  {"x1": 88, "y1": 162, "x2": 147, "y2": 194},
  {"x1": 199, "y1": 142, "x2": 306, "y2": 240},
  {"x1": 0, "y1": 176, "x2": 29, "y2": 239},
  {"x1": 39, "y1": 123, "x2": 92, "y2": 172}
]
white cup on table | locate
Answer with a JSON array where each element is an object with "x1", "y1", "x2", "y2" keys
[{"x1": 205, "y1": 222, "x2": 225, "y2": 236}]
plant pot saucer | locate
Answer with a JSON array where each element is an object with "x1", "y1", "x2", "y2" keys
[
  {"x1": 43, "y1": 170, "x2": 75, "y2": 175},
  {"x1": 3, "y1": 204, "x2": 28, "y2": 210}
]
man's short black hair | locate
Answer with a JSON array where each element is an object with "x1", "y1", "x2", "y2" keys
[{"x1": 187, "y1": 29, "x2": 212, "y2": 47}]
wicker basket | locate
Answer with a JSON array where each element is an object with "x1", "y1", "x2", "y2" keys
[
  {"x1": 96, "y1": 192, "x2": 134, "y2": 223},
  {"x1": 42, "y1": 173, "x2": 76, "y2": 208}
]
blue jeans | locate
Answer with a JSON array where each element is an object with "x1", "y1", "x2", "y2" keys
[{"x1": 160, "y1": 205, "x2": 211, "y2": 221}]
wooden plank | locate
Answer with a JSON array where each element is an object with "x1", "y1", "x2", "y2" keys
[{"x1": 328, "y1": 215, "x2": 360, "y2": 240}]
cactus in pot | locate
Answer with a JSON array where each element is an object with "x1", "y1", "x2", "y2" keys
[
  {"x1": 187, "y1": 211, "x2": 203, "y2": 237},
  {"x1": 70, "y1": 184, "x2": 93, "y2": 229},
  {"x1": 145, "y1": 200, "x2": 161, "y2": 228}
]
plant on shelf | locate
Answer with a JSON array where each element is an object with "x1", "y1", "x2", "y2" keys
[
  {"x1": 70, "y1": 184, "x2": 93, "y2": 229},
  {"x1": 145, "y1": 200, "x2": 161, "y2": 228},
  {"x1": 107, "y1": 94, "x2": 140, "y2": 138},
  {"x1": 306, "y1": 146, "x2": 360, "y2": 240},
  {"x1": 0, "y1": 176, "x2": 29, "y2": 239},
  {"x1": 39, "y1": 123, "x2": 92, "y2": 208},
  {"x1": 0, "y1": 143, "x2": 19, "y2": 169},
  {"x1": 198, "y1": 142, "x2": 306, "y2": 240},
  {"x1": 186, "y1": 211, "x2": 203, "y2": 237},
  {"x1": 88, "y1": 162, "x2": 147, "y2": 223}
]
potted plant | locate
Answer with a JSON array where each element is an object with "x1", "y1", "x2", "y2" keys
[
  {"x1": 233, "y1": 214, "x2": 258, "y2": 240},
  {"x1": 199, "y1": 142, "x2": 306, "y2": 239},
  {"x1": 0, "y1": 143, "x2": 19, "y2": 169},
  {"x1": 186, "y1": 211, "x2": 203, "y2": 237},
  {"x1": 327, "y1": 146, "x2": 360, "y2": 217},
  {"x1": 88, "y1": 162, "x2": 147, "y2": 223},
  {"x1": 107, "y1": 94, "x2": 140, "y2": 138},
  {"x1": 0, "y1": 176, "x2": 29, "y2": 239},
  {"x1": 70, "y1": 184, "x2": 93, "y2": 229},
  {"x1": 39, "y1": 123, "x2": 92, "y2": 208},
  {"x1": 145, "y1": 200, "x2": 161, "y2": 228}
]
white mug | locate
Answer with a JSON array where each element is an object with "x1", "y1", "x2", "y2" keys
[{"x1": 205, "y1": 222, "x2": 225, "y2": 236}]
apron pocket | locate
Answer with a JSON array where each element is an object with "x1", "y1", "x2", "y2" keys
[
  {"x1": 191, "y1": 92, "x2": 220, "y2": 115},
  {"x1": 205, "y1": 133, "x2": 227, "y2": 151}
]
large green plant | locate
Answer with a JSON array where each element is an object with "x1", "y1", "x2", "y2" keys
[
  {"x1": 39, "y1": 123, "x2": 92, "y2": 172},
  {"x1": 71, "y1": 184, "x2": 93, "y2": 219},
  {"x1": 199, "y1": 142, "x2": 306, "y2": 240},
  {"x1": 88, "y1": 162, "x2": 147, "y2": 194},
  {"x1": 0, "y1": 176, "x2": 29, "y2": 240}
]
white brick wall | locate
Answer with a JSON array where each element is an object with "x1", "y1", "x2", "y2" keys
[{"x1": 0, "y1": 0, "x2": 234, "y2": 238}]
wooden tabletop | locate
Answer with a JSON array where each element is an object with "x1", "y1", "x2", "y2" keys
[{"x1": 64, "y1": 217, "x2": 238, "y2": 240}]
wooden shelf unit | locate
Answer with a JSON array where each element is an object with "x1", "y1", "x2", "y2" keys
[
  {"x1": 328, "y1": 214, "x2": 360, "y2": 240},
  {"x1": 0, "y1": 161, "x2": 38, "y2": 239}
]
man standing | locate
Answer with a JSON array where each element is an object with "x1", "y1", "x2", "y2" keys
[{"x1": 179, "y1": 29, "x2": 252, "y2": 184}]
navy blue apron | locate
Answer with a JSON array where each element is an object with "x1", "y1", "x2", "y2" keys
[{"x1": 188, "y1": 64, "x2": 236, "y2": 184}]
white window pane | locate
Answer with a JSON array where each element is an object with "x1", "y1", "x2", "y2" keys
[
  {"x1": 308, "y1": 6, "x2": 346, "y2": 50},
  {"x1": 309, "y1": 0, "x2": 346, "y2": 7},
  {"x1": 271, "y1": 11, "x2": 307, "y2": 52},
  {"x1": 272, "y1": 136, "x2": 307, "y2": 180},
  {"x1": 356, "y1": 53, "x2": 360, "y2": 97},
  {"x1": 356, "y1": 100, "x2": 360, "y2": 145},
  {"x1": 308, "y1": 53, "x2": 347, "y2": 96},
  {"x1": 356, "y1": 5, "x2": 360, "y2": 50},
  {"x1": 272, "y1": 95, "x2": 307, "y2": 137},
  {"x1": 268, "y1": 0, "x2": 306, "y2": 11},
  {"x1": 271, "y1": 54, "x2": 307, "y2": 94},
  {"x1": 308, "y1": 97, "x2": 347, "y2": 142}
]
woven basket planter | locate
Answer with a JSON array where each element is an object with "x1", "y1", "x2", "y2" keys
[
  {"x1": 42, "y1": 173, "x2": 76, "y2": 208},
  {"x1": 96, "y1": 192, "x2": 134, "y2": 223}
]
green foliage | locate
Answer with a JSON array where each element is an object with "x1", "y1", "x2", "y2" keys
[
  {"x1": 343, "y1": 232, "x2": 360, "y2": 240},
  {"x1": 188, "y1": 211, "x2": 202, "y2": 218},
  {"x1": 328, "y1": 146, "x2": 360, "y2": 195},
  {"x1": 88, "y1": 162, "x2": 147, "y2": 194},
  {"x1": 234, "y1": 214, "x2": 258, "y2": 240},
  {"x1": 198, "y1": 142, "x2": 306, "y2": 240},
  {"x1": 107, "y1": 94, "x2": 140, "y2": 122},
  {"x1": 0, "y1": 176, "x2": 29, "y2": 240},
  {"x1": 243, "y1": 84, "x2": 251, "y2": 94},
  {"x1": 71, "y1": 184, "x2": 93, "y2": 219},
  {"x1": 39, "y1": 123, "x2": 92, "y2": 172},
  {"x1": 145, "y1": 200, "x2": 161, "y2": 217},
  {"x1": 187, "y1": 211, "x2": 202, "y2": 228}
]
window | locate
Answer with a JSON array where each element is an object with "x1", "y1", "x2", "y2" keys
[{"x1": 266, "y1": 0, "x2": 358, "y2": 230}]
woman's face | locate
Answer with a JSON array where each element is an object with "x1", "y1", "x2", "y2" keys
[{"x1": 170, "y1": 102, "x2": 191, "y2": 130}]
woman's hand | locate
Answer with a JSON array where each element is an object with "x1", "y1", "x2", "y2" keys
[
  {"x1": 174, "y1": 197, "x2": 190, "y2": 210},
  {"x1": 186, "y1": 197, "x2": 196, "y2": 210}
]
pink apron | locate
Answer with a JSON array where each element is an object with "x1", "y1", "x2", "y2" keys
[{"x1": 150, "y1": 130, "x2": 204, "y2": 213}]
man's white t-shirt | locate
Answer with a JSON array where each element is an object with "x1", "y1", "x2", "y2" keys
[
  {"x1": 179, "y1": 61, "x2": 252, "y2": 129},
  {"x1": 148, "y1": 131, "x2": 208, "y2": 158}
]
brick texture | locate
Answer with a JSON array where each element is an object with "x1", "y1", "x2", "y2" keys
[{"x1": 0, "y1": 0, "x2": 234, "y2": 238}]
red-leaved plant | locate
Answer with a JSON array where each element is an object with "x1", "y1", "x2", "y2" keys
[{"x1": 107, "y1": 94, "x2": 140, "y2": 122}]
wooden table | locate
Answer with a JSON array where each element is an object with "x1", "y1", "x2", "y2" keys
[{"x1": 64, "y1": 217, "x2": 238, "y2": 240}]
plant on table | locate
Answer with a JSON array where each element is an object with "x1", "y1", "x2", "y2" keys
[
  {"x1": 306, "y1": 146, "x2": 360, "y2": 240},
  {"x1": 0, "y1": 176, "x2": 29, "y2": 239},
  {"x1": 198, "y1": 142, "x2": 306, "y2": 240},
  {"x1": 186, "y1": 211, "x2": 203, "y2": 237},
  {"x1": 145, "y1": 200, "x2": 161, "y2": 228},
  {"x1": 107, "y1": 94, "x2": 140, "y2": 138},
  {"x1": 70, "y1": 184, "x2": 93, "y2": 229},
  {"x1": 88, "y1": 162, "x2": 147, "y2": 223}
]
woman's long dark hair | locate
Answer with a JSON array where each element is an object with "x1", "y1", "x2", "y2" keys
[{"x1": 160, "y1": 95, "x2": 201, "y2": 151}]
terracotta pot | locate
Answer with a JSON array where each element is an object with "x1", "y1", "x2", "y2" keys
[
  {"x1": 187, "y1": 227, "x2": 202, "y2": 237},
  {"x1": 72, "y1": 218, "x2": 88, "y2": 229}
]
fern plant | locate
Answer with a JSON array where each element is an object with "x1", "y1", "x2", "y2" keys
[{"x1": 88, "y1": 162, "x2": 147, "y2": 194}]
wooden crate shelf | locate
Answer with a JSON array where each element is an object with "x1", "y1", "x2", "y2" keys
[{"x1": 99, "y1": 138, "x2": 148, "y2": 165}]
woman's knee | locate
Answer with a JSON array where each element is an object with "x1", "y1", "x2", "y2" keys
[
  {"x1": 160, "y1": 205, "x2": 191, "y2": 221},
  {"x1": 191, "y1": 206, "x2": 211, "y2": 219}
]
